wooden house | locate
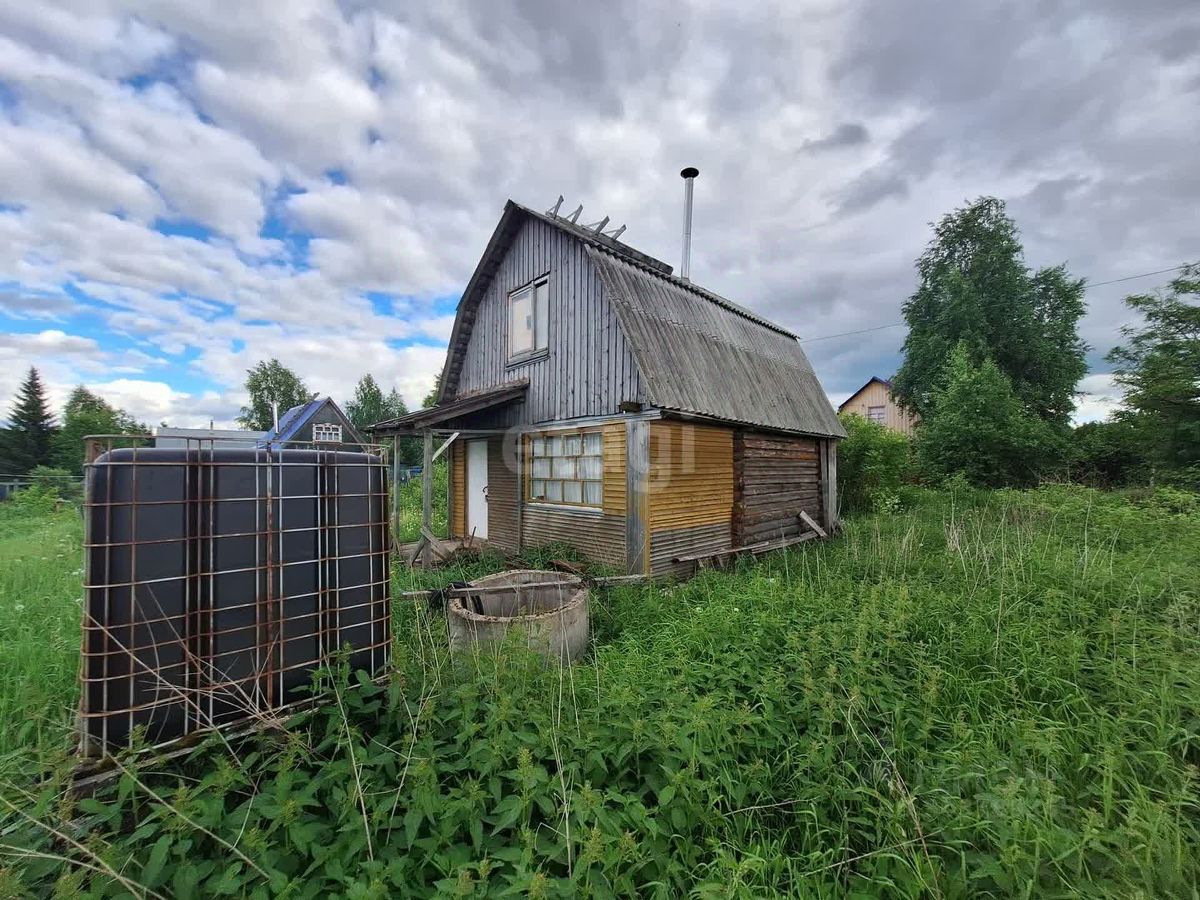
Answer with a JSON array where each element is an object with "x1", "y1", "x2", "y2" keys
[
  {"x1": 373, "y1": 200, "x2": 845, "y2": 575},
  {"x1": 837, "y1": 377, "x2": 919, "y2": 436},
  {"x1": 262, "y1": 397, "x2": 367, "y2": 448}
]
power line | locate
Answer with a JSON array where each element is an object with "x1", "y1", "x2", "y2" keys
[
  {"x1": 800, "y1": 322, "x2": 905, "y2": 344},
  {"x1": 798, "y1": 264, "x2": 1190, "y2": 344},
  {"x1": 1083, "y1": 265, "x2": 1187, "y2": 288}
]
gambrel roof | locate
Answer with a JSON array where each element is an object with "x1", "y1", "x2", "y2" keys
[{"x1": 437, "y1": 200, "x2": 845, "y2": 439}]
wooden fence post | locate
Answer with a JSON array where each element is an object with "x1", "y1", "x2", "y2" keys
[{"x1": 421, "y1": 430, "x2": 434, "y2": 567}]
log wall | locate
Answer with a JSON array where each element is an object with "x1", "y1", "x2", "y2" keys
[{"x1": 733, "y1": 431, "x2": 823, "y2": 546}]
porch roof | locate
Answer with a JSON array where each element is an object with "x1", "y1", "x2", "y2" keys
[{"x1": 368, "y1": 379, "x2": 528, "y2": 435}]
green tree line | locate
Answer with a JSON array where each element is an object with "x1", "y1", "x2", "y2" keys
[
  {"x1": 0, "y1": 370, "x2": 147, "y2": 478},
  {"x1": 840, "y1": 196, "x2": 1198, "y2": 507}
]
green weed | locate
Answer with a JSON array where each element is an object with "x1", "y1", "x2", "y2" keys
[{"x1": 0, "y1": 485, "x2": 1197, "y2": 896}]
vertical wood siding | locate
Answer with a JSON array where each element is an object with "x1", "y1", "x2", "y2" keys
[
  {"x1": 646, "y1": 421, "x2": 734, "y2": 575},
  {"x1": 487, "y1": 437, "x2": 519, "y2": 552},
  {"x1": 839, "y1": 380, "x2": 919, "y2": 435},
  {"x1": 732, "y1": 431, "x2": 824, "y2": 545},
  {"x1": 450, "y1": 441, "x2": 466, "y2": 538},
  {"x1": 456, "y1": 218, "x2": 643, "y2": 425}
]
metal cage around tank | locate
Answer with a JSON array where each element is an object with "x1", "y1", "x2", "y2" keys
[{"x1": 78, "y1": 434, "x2": 392, "y2": 756}]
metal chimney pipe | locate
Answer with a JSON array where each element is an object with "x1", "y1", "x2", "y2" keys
[{"x1": 680, "y1": 166, "x2": 699, "y2": 281}]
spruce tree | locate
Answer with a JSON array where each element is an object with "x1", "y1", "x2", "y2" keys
[{"x1": 1, "y1": 367, "x2": 57, "y2": 474}]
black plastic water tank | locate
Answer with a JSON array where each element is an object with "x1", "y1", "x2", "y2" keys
[{"x1": 80, "y1": 446, "x2": 390, "y2": 754}]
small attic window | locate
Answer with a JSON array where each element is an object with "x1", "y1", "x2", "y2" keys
[
  {"x1": 313, "y1": 423, "x2": 342, "y2": 443},
  {"x1": 509, "y1": 276, "x2": 549, "y2": 359}
]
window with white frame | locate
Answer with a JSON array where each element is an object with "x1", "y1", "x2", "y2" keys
[
  {"x1": 313, "y1": 423, "x2": 342, "y2": 442},
  {"x1": 509, "y1": 276, "x2": 550, "y2": 359},
  {"x1": 528, "y1": 430, "x2": 603, "y2": 507},
  {"x1": 867, "y1": 406, "x2": 886, "y2": 424}
]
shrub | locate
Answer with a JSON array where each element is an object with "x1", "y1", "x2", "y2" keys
[
  {"x1": 916, "y1": 344, "x2": 1064, "y2": 487},
  {"x1": 28, "y1": 466, "x2": 82, "y2": 502},
  {"x1": 837, "y1": 413, "x2": 912, "y2": 513},
  {"x1": 1067, "y1": 419, "x2": 1145, "y2": 486},
  {"x1": 1, "y1": 483, "x2": 59, "y2": 518}
]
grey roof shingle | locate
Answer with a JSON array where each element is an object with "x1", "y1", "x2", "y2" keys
[
  {"x1": 437, "y1": 199, "x2": 845, "y2": 439},
  {"x1": 588, "y1": 246, "x2": 846, "y2": 438}
]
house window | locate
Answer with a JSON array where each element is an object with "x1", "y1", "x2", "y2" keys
[
  {"x1": 509, "y1": 276, "x2": 549, "y2": 359},
  {"x1": 528, "y1": 430, "x2": 602, "y2": 508},
  {"x1": 867, "y1": 406, "x2": 886, "y2": 424},
  {"x1": 313, "y1": 423, "x2": 342, "y2": 442}
]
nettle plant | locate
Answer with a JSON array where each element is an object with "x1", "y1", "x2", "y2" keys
[{"x1": 3, "y1": 486, "x2": 1199, "y2": 897}]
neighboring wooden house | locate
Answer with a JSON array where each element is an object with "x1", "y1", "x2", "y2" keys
[
  {"x1": 262, "y1": 397, "x2": 366, "y2": 448},
  {"x1": 837, "y1": 377, "x2": 919, "y2": 436},
  {"x1": 373, "y1": 200, "x2": 845, "y2": 575}
]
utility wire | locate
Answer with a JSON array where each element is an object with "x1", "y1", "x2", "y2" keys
[{"x1": 798, "y1": 263, "x2": 1190, "y2": 344}]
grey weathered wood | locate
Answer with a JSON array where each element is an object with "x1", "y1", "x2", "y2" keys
[
  {"x1": 398, "y1": 572, "x2": 648, "y2": 601},
  {"x1": 798, "y1": 509, "x2": 827, "y2": 539},
  {"x1": 673, "y1": 531, "x2": 816, "y2": 564},
  {"x1": 431, "y1": 432, "x2": 460, "y2": 463},
  {"x1": 625, "y1": 419, "x2": 649, "y2": 574},
  {"x1": 391, "y1": 436, "x2": 401, "y2": 539},
  {"x1": 453, "y1": 216, "x2": 644, "y2": 424},
  {"x1": 514, "y1": 434, "x2": 523, "y2": 554},
  {"x1": 822, "y1": 440, "x2": 838, "y2": 533},
  {"x1": 421, "y1": 430, "x2": 433, "y2": 568}
]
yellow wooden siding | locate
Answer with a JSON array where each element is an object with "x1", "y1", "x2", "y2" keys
[
  {"x1": 840, "y1": 380, "x2": 919, "y2": 436},
  {"x1": 450, "y1": 440, "x2": 466, "y2": 538},
  {"x1": 602, "y1": 423, "x2": 626, "y2": 515},
  {"x1": 647, "y1": 421, "x2": 734, "y2": 529}
]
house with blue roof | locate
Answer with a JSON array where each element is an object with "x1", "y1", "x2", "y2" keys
[{"x1": 261, "y1": 396, "x2": 366, "y2": 448}]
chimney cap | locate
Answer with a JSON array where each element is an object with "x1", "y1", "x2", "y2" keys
[{"x1": 680, "y1": 166, "x2": 699, "y2": 179}]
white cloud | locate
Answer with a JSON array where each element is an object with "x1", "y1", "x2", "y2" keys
[
  {"x1": 1073, "y1": 373, "x2": 1126, "y2": 424},
  {"x1": 0, "y1": 0, "x2": 1195, "y2": 431},
  {"x1": 0, "y1": 119, "x2": 161, "y2": 220}
]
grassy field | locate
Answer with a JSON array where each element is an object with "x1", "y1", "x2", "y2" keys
[
  {"x1": 1, "y1": 485, "x2": 1198, "y2": 896},
  {"x1": 0, "y1": 495, "x2": 83, "y2": 767}
]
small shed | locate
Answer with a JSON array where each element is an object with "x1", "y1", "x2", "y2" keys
[
  {"x1": 372, "y1": 200, "x2": 846, "y2": 575},
  {"x1": 837, "y1": 377, "x2": 920, "y2": 436},
  {"x1": 262, "y1": 397, "x2": 366, "y2": 448}
]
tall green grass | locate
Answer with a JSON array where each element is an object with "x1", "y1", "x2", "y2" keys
[
  {"x1": 1, "y1": 485, "x2": 1198, "y2": 896},
  {"x1": 394, "y1": 459, "x2": 449, "y2": 543},
  {"x1": 0, "y1": 495, "x2": 82, "y2": 769}
]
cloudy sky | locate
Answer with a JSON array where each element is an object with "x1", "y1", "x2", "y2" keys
[{"x1": 1, "y1": 1, "x2": 1196, "y2": 428}]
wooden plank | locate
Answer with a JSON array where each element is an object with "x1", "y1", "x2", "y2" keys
[
  {"x1": 822, "y1": 440, "x2": 838, "y2": 534},
  {"x1": 626, "y1": 419, "x2": 649, "y2": 575},
  {"x1": 673, "y1": 531, "x2": 816, "y2": 564},
  {"x1": 391, "y1": 436, "x2": 401, "y2": 539},
  {"x1": 421, "y1": 430, "x2": 433, "y2": 568},
  {"x1": 798, "y1": 509, "x2": 827, "y2": 539},
  {"x1": 431, "y1": 431, "x2": 460, "y2": 463}
]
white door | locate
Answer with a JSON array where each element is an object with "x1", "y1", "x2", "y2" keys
[{"x1": 466, "y1": 439, "x2": 488, "y2": 540}]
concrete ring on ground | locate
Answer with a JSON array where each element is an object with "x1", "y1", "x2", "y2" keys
[{"x1": 446, "y1": 569, "x2": 590, "y2": 663}]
